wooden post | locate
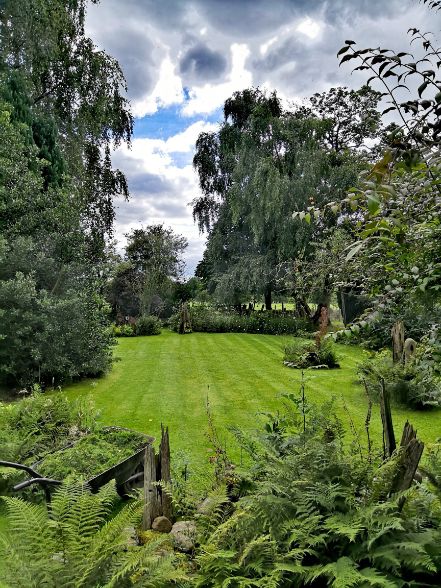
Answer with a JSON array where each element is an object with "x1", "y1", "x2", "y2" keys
[
  {"x1": 379, "y1": 378, "x2": 396, "y2": 458},
  {"x1": 159, "y1": 424, "x2": 172, "y2": 520},
  {"x1": 390, "y1": 421, "x2": 424, "y2": 495},
  {"x1": 391, "y1": 320, "x2": 405, "y2": 363},
  {"x1": 142, "y1": 445, "x2": 159, "y2": 530}
]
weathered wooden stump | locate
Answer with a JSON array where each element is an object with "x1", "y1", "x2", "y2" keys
[
  {"x1": 391, "y1": 320, "x2": 405, "y2": 363},
  {"x1": 179, "y1": 302, "x2": 192, "y2": 334},
  {"x1": 391, "y1": 421, "x2": 424, "y2": 495},
  {"x1": 379, "y1": 379, "x2": 396, "y2": 459},
  {"x1": 142, "y1": 425, "x2": 172, "y2": 530}
]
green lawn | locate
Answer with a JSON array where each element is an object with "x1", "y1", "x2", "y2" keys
[{"x1": 64, "y1": 331, "x2": 441, "y2": 466}]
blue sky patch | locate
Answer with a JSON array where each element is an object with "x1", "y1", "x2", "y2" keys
[{"x1": 133, "y1": 105, "x2": 223, "y2": 141}]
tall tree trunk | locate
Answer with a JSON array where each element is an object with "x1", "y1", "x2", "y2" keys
[{"x1": 264, "y1": 286, "x2": 272, "y2": 310}]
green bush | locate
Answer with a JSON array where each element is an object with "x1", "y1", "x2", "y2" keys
[
  {"x1": 358, "y1": 347, "x2": 441, "y2": 409},
  {"x1": 337, "y1": 301, "x2": 441, "y2": 351},
  {"x1": 284, "y1": 338, "x2": 340, "y2": 369},
  {"x1": 170, "y1": 305, "x2": 310, "y2": 336},
  {"x1": 112, "y1": 323, "x2": 135, "y2": 337},
  {"x1": 135, "y1": 315, "x2": 161, "y2": 336},
  {"x1": 194, "y1": 396, "x2": 441, "y2": 587}
]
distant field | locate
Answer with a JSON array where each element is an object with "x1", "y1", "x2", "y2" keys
[{"x1": 64, "y1": 331, "x2": 441, "y2": 467}]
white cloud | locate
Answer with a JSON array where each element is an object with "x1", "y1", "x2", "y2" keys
[
  {"x1": 165, "y1": 120, "x2": 219, "y2": 152},
  {"x1": 133, "y1": 56, "x2": 184, "y2": 117},
  {"x1": 112, "y1": 121, "x2": 217, "y2": 273},
  {"x1": 260, "y1": 36, "x2": 278, "y2": 56},
  {"x1": 296, "y1": 17, "x2": 322, "y2": 40},
  {"x1": 182, "y1": 43, "x2": 252, "y2": 116}
]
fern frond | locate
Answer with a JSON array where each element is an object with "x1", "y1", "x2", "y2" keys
[
  {"x1": 102, "y1": 539, "x2": 180, "y2": 588},
  {"x1": 1, "y1": 496, "x2": 58, "y2": 586},
  {"x1": 308, "y1": 556, "x2": 363, "y2": 588}
]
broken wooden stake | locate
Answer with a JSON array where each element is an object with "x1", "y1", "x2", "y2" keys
[
  {"x1": 142, "y1": 425, "x2": 173, "y2": 530},
  {"x1": 391, "y1": 421, "x2": 424, "y2": 495},
  {"x1": 391, "y1": 320, "x2": 405, "y2": 363},
  {"x1": 379, "y1": 378, "x2": 396, "y2": 459}
]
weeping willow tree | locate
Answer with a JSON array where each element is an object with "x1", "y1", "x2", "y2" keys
[{"x1": 193, "y1": 87, "x2": 382, "y2": 311}]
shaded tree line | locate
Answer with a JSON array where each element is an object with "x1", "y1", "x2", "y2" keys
[{"x1": 0, "y1": 0, "x2": 132, "y2": 388}]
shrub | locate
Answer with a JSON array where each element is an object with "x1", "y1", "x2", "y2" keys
[
  {"x1": 135, "y1": 315, "x2": 161, "y2": 336},
  {"x1": 194, "y1": 396, "x2": 441, "y2": 587},
  {"x1": 112, "y1": 323, "x2": 136, "y2": 337},
  {"x1": 170, "y1": 305, "x2": 310, "y2": 336},
  {"x1": 358, "y1": 347, "x2": 441, "y2": 409},
  {"x1": 337, "y1": 301, "x2": 441, "y2": 351},
  {"x1": 284, "y1": 338, "x2": 340, "y2": 369}
]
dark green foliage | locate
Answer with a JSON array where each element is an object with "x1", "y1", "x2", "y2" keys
[
  {"x1": 284, "y1": 338, "x2": 340, "y2": 369},
  {"x1": 135, "y1": 315, "x2": 162, "y2": 336},
  {"x1": 0, "y1": 239, "x2": 114, "y2": 387},
  {"x1": 0, "y1": 0, "x2": 133, "y2": 388},
  {"x1": 359, "y1": 348, "x2": 441, "y2": 409},
  {"x1": 0, "y1": 0, "x2": 133, "y2": 253},
  {"x1": 335, "y1": 298, "x2": 441, "y2": 353},
  {"x1": 112, "y1": 225, "x2": 188, "y2": 319},
  {"x1": 193, "y1": 86, "x2": 380, "y2": 309},
  {"x1": 194, "y1": 397, "x2": 441, "y2": 586},
  {"x1": 169, "y1": 305, "x2": 310, "y2": 335}
]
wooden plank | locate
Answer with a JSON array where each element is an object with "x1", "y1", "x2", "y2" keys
[{"x1": 87, "y1": 447, "x2": 147, "y2": 492}]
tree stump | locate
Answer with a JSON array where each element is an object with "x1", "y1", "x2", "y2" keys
[
  {"x1": 142, "y1": 426, "x2": 172, "y2": 530},
  {"x1": 391, "y1": 320, "x2": 405, "y2": 363},
  {"x1": 179, "y1": 302, "x2": 192, "y2": 334}
]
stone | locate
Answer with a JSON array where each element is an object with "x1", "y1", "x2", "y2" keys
[
  {"x1": 404, "y1": 338, "x2": 417, "y2": 364},
  {"x1": 197, "y1": 497, "x2": 217, "y2": 515},
  {"x1": 152, "y1": 516, "x2": 172, "y2": 533},
  {"x1": 170, "y1": 520, "x2": 197, "y2": 552}
]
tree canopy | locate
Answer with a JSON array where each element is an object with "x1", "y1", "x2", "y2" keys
[
  {"x1": 193, "y1": 86, "x2": 382, "y2": 309},
  {"x1": 0, "y1": 0, "x2": 132, "y2": 387}
]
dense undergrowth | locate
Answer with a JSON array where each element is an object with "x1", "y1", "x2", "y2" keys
[
  {"x1": 169, "y1": 305, "x2": 312, "y2": 336},
  {"x1": 2, "y1": 390, "x2": 441, "y2": 587}
]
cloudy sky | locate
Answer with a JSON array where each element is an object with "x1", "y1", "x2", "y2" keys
[{"x1": 85, "y1": 0, "x2": 435, "y2": 275}]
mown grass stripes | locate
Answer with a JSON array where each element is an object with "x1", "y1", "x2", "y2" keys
[{"x1": 64, "y1": 331, "x2": 441, "y2": 467}]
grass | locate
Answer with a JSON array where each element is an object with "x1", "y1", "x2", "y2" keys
[{"x1": 63, "y1": 331, "x2": 441, "y2": 468}]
